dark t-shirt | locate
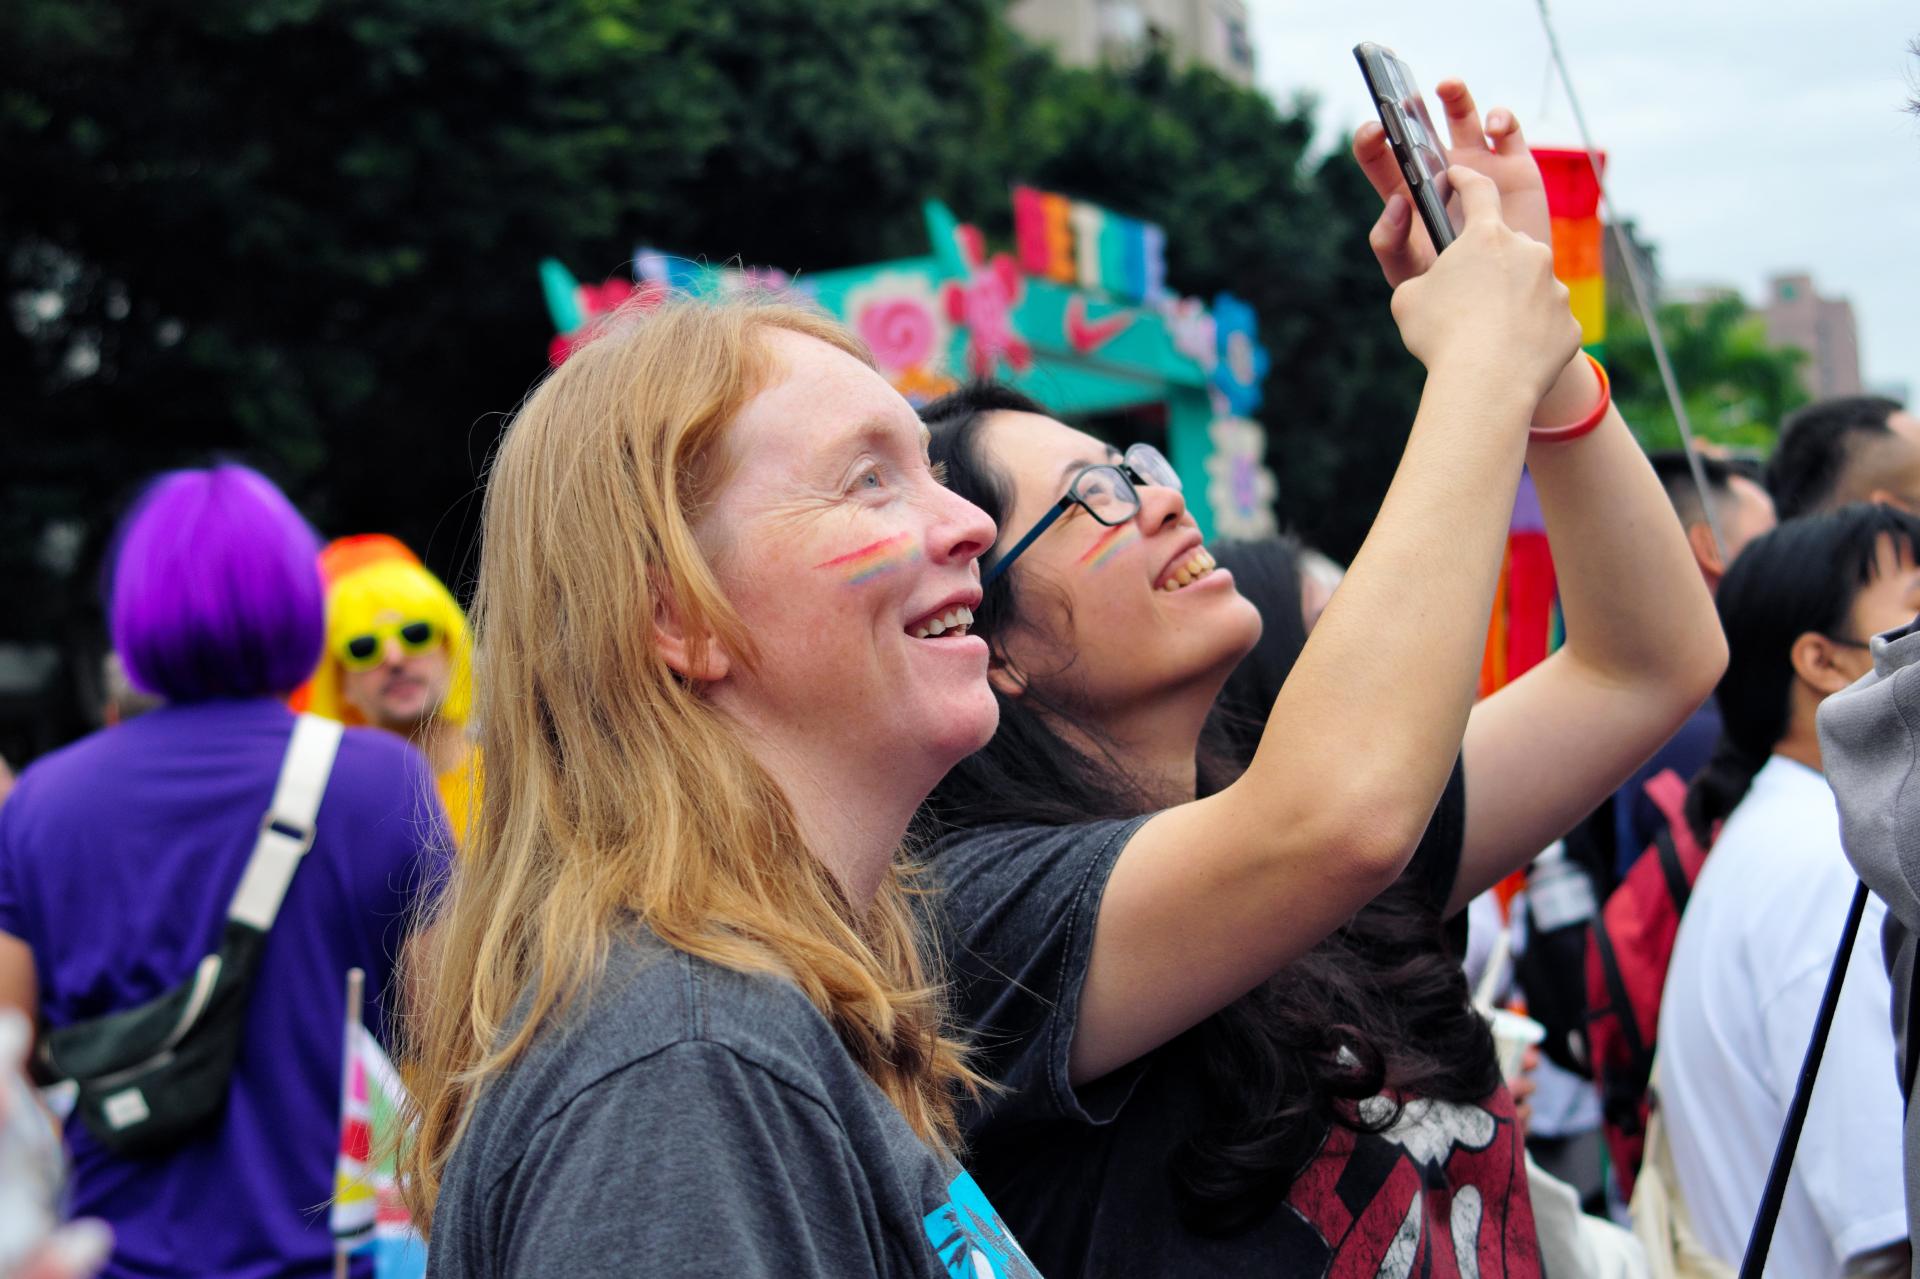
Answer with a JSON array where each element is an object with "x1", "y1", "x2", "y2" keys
[
  {"x1": 931, "y1": 762, "x2": 1544, "y2": 1277},
  {"x1": 428, "y1": 935, "x2": 1044, "y2": 1279}
]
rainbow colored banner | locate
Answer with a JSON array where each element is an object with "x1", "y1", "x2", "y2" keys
[
  {"x1": 1531, "y1": 147, "x2": 1607, "y2": 360},
  {"x1": 1012, "y1": 186, "x2": 1165, "y2": 305},
  {"x1": 1476, "y1": 148, "x2": 1607, "y2": 706}
]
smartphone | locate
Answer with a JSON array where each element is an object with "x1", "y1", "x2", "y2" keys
[{"x1": 1354, "y1": 42, "x2": 1458, "y2": 251}]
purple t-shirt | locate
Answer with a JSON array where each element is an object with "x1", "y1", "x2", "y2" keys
[{"x1": 0, "y1": 699, "x2": 449, "y2": 1279}]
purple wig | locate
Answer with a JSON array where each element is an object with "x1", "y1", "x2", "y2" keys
[{"x1": 110, "y1": 464, "x2": 325, "y2": 702}]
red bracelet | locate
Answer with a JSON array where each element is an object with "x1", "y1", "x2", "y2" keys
[{"x1": 1529, "y1": 353, "x2": 1610, "y2": 444}]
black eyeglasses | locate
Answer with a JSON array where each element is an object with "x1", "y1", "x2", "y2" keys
[
  {"x1": 1822, "y1": 634, "x2": 1873, "y2": 651},
  {"x1": 981, "y1": 443, "x2": 1181, "y2": 589}
]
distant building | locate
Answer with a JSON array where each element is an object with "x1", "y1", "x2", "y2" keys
[
  {"x1": 1006, "y1": 0, "x2": 1256, "y2": 86},
  {"x1": 1762, "y1": 272, "x2": 1863, "y2": 399},
  {"x1": 1601, "y1": 217, "x2": 1660, "y2": 315}
]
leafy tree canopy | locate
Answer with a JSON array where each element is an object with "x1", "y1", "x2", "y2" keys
[
  {"x1": 0, "y1": 0, "x2": 1422, "y2": 753},
  {"x1": 1606, "y1": 296, "x2": 1808, "y2": 455}
]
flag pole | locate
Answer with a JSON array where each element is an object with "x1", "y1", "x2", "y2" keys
[
  {"x1": 1532, "y1": 0, "x2": 1728, "y2": 562},
  {"x1": 337, "y1": 967, "x2": 365, "y2": 1279}
]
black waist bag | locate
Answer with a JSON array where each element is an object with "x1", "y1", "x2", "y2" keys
[
  {"x1": 39, "y1": 715, "x2": 342, "y2": 1157},
  {"x1": 44, "y1": 924, "x2": 262, "y2": 1156}
]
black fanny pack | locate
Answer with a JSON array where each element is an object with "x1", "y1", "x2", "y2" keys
[{"x1": 40, "y1": 715, "x2": 343, "y2": 1157}]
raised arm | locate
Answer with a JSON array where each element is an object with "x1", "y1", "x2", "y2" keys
[
  {"x1": 1388, "y1": 89, "x2": 1727, "y2": 913},
  {"x1": 1450, "y1": 368, "x2": 1725, "y2": 911},
  {"x1": 1070, "y1": 167, "x2": 1583, "y2": 1085}
]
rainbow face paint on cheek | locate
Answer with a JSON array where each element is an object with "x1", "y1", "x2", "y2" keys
[
  {"x1": 813, "y1": 532, "x2": 923, "y2": 585},
  {"x1": 1076, "y1": 523, "x2": 1138, "y2": 571}
]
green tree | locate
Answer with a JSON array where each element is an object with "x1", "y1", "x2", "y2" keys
[
  {"x1": 952, "y1": 45, "x2": 1422, "y2": 560},
  {"x1": 1, "y1": 2, "x2": 1435, "y2": 754},
  {"x1": 0, "y1": 0, "x2": 998, "y2": 750},
  {"x1": 1605, "y1": 296, "x2": 1809, "y2": 454}
]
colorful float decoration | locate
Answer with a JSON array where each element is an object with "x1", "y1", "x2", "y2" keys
[{"x1": 538, "y1": 189, "x2": 1276, "y2": 540}]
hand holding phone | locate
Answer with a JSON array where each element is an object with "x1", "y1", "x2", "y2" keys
[
  {"x1": 1382, "y1": 167, "x2": 1582, "y2": 406},
  {"x1": 1351, "y1": 69, "x2": 1558, "y2": 287},
  {"x1": 1354, "y1": 43, "x2": 1459, "y2": 252}
]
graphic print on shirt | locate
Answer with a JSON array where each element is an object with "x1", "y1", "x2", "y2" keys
[
  {"x1": 922, "y1": 1170, "x2": 1044, "y2": 1279},
  {"x1": 1278, "y1": 1089, "x2": 1542, "y2": 1278}
]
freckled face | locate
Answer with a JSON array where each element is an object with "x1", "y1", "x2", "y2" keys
[
  {"x1": 978, "y1": 411, "x2": 1262, "y2": 722},
  {"x1": 698, "y1": 330, "x2": 1000, "y2": 787}
]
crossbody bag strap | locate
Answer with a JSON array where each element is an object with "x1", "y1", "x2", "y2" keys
[{"x1": 228, "y1": 715, "x2": 344, "y2": 931}]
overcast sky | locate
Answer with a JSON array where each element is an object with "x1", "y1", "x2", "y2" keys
[{"x1": 1249, "y1": 0, "x2": 1920, "y2": 403}]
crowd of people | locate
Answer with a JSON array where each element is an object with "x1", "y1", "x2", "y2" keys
[{"x1": 3, "y1": 73, "x2": 1920, "y2": 1279}]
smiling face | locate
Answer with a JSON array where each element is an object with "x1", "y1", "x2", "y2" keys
[
  {"x1": 340, "y1": 616, "x2": 452, "y2": 733},
  {"x1": 975, "y1": 411, "x2": 1262, "y2": 726},
  {"x1": 696, "y1": 329, "x2": 999, "y2": 791}
]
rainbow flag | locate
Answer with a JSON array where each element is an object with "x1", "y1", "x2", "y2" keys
[
  {"x1": 1477, "y1": 150, "x2": 1609, "y2": 702},
  {"x1": 1532, "y1": 147, "x2": 1607, "y2": 360},
  {"x1": 332, "y1": 1021, "x2": 426, "y2": 1279}
]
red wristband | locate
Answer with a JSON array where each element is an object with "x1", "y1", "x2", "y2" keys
[{"x1": 1529, "y1": 353, "x2": 1610, "y2": 445}]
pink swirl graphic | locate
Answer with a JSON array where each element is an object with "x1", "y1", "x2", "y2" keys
[{"x1": 857, "y1": 298, "x2": 938, "y2": 371}]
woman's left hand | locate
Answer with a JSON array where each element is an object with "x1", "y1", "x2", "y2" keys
[{"x1": 1353, "y1": 80, "x2": 1552, "y2": 288}]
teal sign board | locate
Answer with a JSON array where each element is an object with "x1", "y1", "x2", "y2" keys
[{"x1": 541, "y1": 199, "x2": 1277, "y2": 541}]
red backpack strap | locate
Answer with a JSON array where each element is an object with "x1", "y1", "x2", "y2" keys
[
  {"x1": 1641, "y1": 768, "x2": 1689, "y2": 835},
  {"x1": 1644, "y1": 769, "x2": 1709, "y2": 862},
  {"x1": 1642, "y1": 768, "x2": 1708, "y2": 910}
]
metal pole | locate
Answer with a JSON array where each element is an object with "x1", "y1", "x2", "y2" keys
[
  {"x1": 1737, "y1": 882, "x2": 1869, "y2": 1277},
  {"x1": 1532, "y1": 0, "x2": 1728, "y2": 562},
  {"x1": 336, "y1": 967, "x2": 365, "y2": 1279}
]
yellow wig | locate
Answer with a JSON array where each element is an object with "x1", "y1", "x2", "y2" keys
[{"x1": 294, "y1": 536, "x2": 473, "y2": 729}]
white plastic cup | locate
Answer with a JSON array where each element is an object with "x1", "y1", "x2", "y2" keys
[{"x1": 1484, "y1": 1008, "x2": 1546, "y2": 1081}]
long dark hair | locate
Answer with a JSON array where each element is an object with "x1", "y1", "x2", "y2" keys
[
  {"x1": 922, "y1": 383, "x2": 1499, "y2": 1235},
  {"x1": 1204, "y1": 536, "x2": 1310, "y2": 766},
  {"x1": 1685, "y1": 503, "x2": 1920, "y2": 844}
]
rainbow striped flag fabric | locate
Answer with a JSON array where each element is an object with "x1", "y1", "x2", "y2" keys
[
  {"x1": 1477, "y1": 147, "x2": 1608, "y2": 702},
  {"x1": 332, "y1": 1021, "x2": 427, "y2": 1279},
  {"x1": 1531, "y1": 146, "x2": 1608, "y2": 361}
]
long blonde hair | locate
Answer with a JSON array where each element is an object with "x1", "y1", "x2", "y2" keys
[{"x1": 401, "y1": 296, "x2": 978, "y2": 1230}]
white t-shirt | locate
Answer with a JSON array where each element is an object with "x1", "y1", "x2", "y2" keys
[{"x1": 1658, "y1": 755, "x2": 1906, "y2": 1278}]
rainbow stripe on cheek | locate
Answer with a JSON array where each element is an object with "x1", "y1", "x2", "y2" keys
[
  {"x1": 1077, "y1": 523, "x2": 1139, "y2": 571},
  {"x1": 813, "y1": 533, "x2": 923, "y2": 585}
]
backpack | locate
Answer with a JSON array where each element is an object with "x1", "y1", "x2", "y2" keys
[{"x1": 1583, "y1": 768, "x2": 1714, "y2": 1199}]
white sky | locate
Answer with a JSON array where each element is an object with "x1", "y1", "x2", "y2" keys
[{"x1": 1249, "y1": 0, "x2": 1920, "y2": 402}]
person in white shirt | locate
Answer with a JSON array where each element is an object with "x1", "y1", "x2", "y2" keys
[{"x1": 1660, "y1": 504, "x2": 1920, "y2": 1278}]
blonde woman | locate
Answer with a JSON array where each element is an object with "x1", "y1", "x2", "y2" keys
[{"x1": 404, "y1": 298, "x2": 1041, "y2": 1278}]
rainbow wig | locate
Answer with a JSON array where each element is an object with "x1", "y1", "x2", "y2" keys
[
  {"x1": 110, "y1": 464, "x2": 324, "y2": 702},
  {"x1": 293, "y1": 534, "x2": 473, "y2": 728}
]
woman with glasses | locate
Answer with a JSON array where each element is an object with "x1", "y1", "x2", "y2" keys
[{"x1": 918, "y1": 86, "x2": 1725, "y2": 1276}]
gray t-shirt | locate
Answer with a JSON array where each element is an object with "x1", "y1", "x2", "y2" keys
[
  {"x1": 428, "y1": 934, "x2": 1042, "y2": 1278},
  {"x1": 1819, "y1": 617, "x2": 1920, "y2": 1278}
]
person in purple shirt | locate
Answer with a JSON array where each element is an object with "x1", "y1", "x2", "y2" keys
[{"x1": 0, "y1": 464, "x2": 449, "y2": 1279}]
